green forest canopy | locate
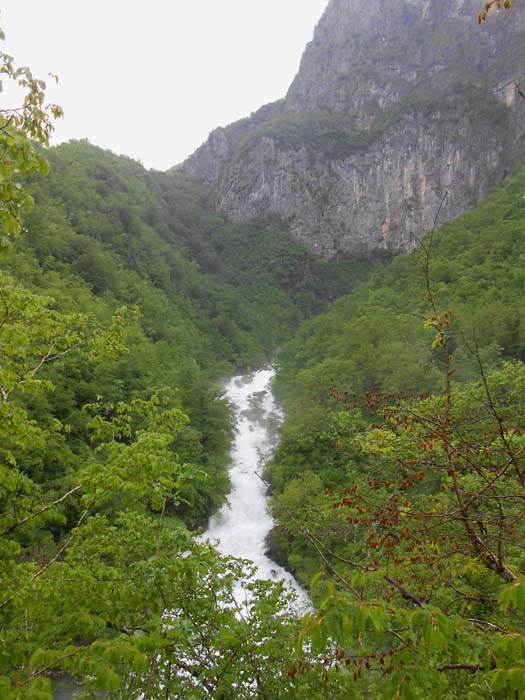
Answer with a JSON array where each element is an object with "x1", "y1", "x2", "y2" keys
[{"x1": 3, "y1": 14, "x2": 525, "y2": 697}]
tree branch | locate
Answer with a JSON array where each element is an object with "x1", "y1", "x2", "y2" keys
[
  {"x1": 384, "y1": 576, "x2": 424, "y2": 606},
  {"x1": 1, "y1": 484, "x2": 81, "y2": 537}
]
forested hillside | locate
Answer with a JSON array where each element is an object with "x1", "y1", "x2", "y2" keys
[
  {"x1": 275, "y1": 165, "x2": 525, "y2": 409},
  {"x1": 0, "y1": 132, "x2": 373, "y2": 698},
  {"x1": 4, "y1": 1, "x2": 525, "y2": 698},
  {"x1": 3, "y1": 139, "x2": 369, "y2": 531},
  {"x1": 264, "y1": 165, "x2": 525, "y2": 697},
  {"x1": 270, "y1": 164, "x2": 525, "y2": 572}
]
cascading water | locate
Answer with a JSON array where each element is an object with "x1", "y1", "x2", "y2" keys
[
  {"x1": 52, "y1": 368, "x2": 309, "y2": 700},
  {"x1": 202, "y1": 367, "x2": 310, "y2": 611}
]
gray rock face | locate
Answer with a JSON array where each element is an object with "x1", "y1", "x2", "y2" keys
[{"x1": 181, "y1": 0, "x2": 525, "y2": 256}]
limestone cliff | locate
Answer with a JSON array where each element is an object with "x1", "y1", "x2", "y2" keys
[{"x1": 181, "y1": 0, "x2": 525, "y2": 256}]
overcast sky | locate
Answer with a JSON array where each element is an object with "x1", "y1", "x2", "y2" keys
[{"x1": 1, "y1": 1, "x2": 328, "y2": 170}]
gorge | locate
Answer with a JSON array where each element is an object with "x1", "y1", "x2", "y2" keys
[{"x1": 2, "y1": 1, "x2": 525, "y2": 698}]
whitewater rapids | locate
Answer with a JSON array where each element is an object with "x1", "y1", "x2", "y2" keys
[{"x1": 202, "y1": 367, "x2": 310, "y2": 612}]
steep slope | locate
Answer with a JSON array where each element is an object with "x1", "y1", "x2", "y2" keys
[
  {"x1": 275, "y1": 166, "x2": 525, "y2": 407},
  {"x1": 182, "y1": 0, "x2": 525, "y2": 256},
  {"x1": 3, "y1": 140, "x2": 372, "y2": 527},
  {"x1": 19, "y1": 141, "x2": 368, "y2": 359},
  {"x1": 266, "y1": 164, "x2": 525, "y2": 581}
]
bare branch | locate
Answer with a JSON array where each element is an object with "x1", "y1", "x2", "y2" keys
[{"x1": 1, "y1": 484, "x2": 81, "y2": 537}]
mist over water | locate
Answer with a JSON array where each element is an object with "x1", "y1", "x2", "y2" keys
[{"x1": 203, "y1": 367, "x2": 310, "y2": 611}]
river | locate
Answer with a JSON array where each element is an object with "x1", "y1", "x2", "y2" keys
[
  {"x1": 52, "y1": 367, "x2": 309, "y2": 698},
  {"x1": 202, "y1": 366, "x2": 310, "y2": 612}
]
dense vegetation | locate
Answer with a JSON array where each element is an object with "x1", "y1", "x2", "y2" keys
[
  {"x1": 4, "y1": 9, "x2": 525, "y2": 697},
  {"x1": 0, "y1": 85, "x2": 371, "y2": 696},
  {"x1": 2, "y1": 138, "x2": 371, "y2": 532},
  {"x1": 264, "y1": 165, "x2": 525, "y2": 698},
  {"x1": 277, "y1": 167, "x2": 524, "y2": 399},
  {"x1": 270, "y1": 164, "x2": 525, "y2": 569}
]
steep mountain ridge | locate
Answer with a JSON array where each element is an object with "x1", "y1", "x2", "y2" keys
[{"x1": 182, "y1": 0, "x2": 525, "y2": 256}]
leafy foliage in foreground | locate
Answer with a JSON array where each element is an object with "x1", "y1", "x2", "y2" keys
[
  {"x1": 266, "y1": 166, "x2": 525, "y2": 697},
  {"x1": 284, "y1": 358, "x2": 525, "y2": 699},
  {"x1": 0, "y1": 34, "x2": 62, "y2": 247},
  {"x1": 0, "y1": 270, "x2": 354, "y2": 700},
  {"x1": 0, "y1": 135, "x2": 374, "y2": 695}
]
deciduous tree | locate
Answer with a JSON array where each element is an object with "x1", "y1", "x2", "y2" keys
[{"x1": 0, "y1": 30, "x2": 62, "y2": 249}]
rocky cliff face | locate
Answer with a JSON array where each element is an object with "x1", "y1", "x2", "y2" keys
[{"x1": 181, "y1": 0, "x2": 525, "y2": 256}]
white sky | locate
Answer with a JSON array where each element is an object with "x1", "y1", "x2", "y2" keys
[{"x1": 1, "y1": 1, "x2": 328, "y2": 170}]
